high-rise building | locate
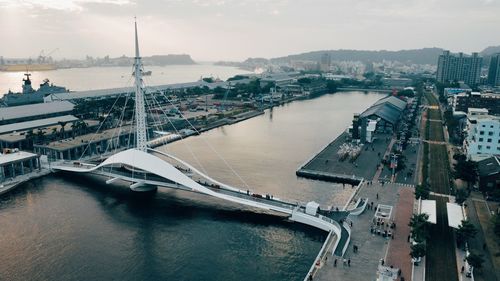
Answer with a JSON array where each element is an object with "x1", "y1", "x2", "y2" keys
[
  {"x1": 319, "y1": 53, "x2": 331, "y2": 72},
  {"x1": 488, "y1": 53, "x2": 500, "y2": 87},
  {"x1": 436, "y1": 51, "x2": 482, "y2": 86}
]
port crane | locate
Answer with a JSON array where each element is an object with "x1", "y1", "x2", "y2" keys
[{"x1": 37, "y1": 48, "x2": 59, "y2": 64}]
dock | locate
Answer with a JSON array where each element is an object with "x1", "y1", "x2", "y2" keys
[{"x1": 296, "y1": 131, "x2": 393, "y2": 184}]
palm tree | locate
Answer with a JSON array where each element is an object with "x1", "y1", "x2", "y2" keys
[
  {"x1": 35, "y1": 130, "x2": 46, "y2": 144},
  {"x1": 26, "y1": 129, "x2": 35, "y2": 147},
  {"x1": 58, "y1": 121, "x2": 68, "y2": 138}
]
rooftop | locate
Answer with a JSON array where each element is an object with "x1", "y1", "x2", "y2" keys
[
  {"x1": 477, "y1": 156, "x2": 500, "y2": 177},
  {"x1": 44, "y1": 81, "x2": 228, "y2": 102},
  {"x1": 36, "y1": 125, "x2": 133, "y2": 151},
  {"x1": 0, "y1": 115, "x2": 78, "y2": 135},
  {"x1": 0, "y1": 101, "x2": 74, "y2": 122},
  {"x1": 0, "y1": 151, "x2": 38, "y2": 166}
]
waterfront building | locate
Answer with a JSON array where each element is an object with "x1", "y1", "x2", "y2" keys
[
  {"x1": 0, "y1": 117, "x2": 99, "y2": 151},
  {"x1": 357, "y1": 96, "x2": 407, "y2": 141},
  {"x1": 463, "y1": 110, "x2": 500, "y2": 160},
  {"x1": 381, "y1": 77, "x2": 412, "y2": 89},
  {"x1": 0, "y1": 150, "x2": 41, "y2": 183},
  {"x1": 44, "y1": 81, "x2": 227, "y2": 103},
  {"x1": 488, "y1": 53, "x2": 500, "y2": 87},
  {"x1": 436, "y1": 51, "x2": 482, "y2": 86},
  {"x1": 34, "y1": 126, "x2": 135, "y2": 161},
  {"x1": 0, "y1": 101, "x2": 74, "y2": 125}
]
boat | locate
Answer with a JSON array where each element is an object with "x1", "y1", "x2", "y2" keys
[{"x1": 1, "y1": 73, "x2": 69, "y2": 106}]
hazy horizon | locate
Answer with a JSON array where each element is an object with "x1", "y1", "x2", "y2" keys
[{"x1": 1, "y1": 0, "x2": 499, "y2": 61}]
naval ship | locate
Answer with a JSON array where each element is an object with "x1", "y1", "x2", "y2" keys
[{"x1": 1, "y1": 73, "x2": 69, "y2": 107}]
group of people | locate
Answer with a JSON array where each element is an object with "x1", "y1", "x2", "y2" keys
[{"x1": 371, "y1": 218, "x2": 396, "y2": 239}]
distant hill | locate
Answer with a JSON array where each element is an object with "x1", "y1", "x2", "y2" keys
[
  {"x1": 480, "y1": 46, "x2": 500, "y2": 57},
  {"x1": 143, "y1": 54, "x2": 195, "y2": 65},
  {"x1": 270, "y1": 48, "x2": 445, "y2": 65}
]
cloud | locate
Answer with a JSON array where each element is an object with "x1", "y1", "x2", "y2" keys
[{"x1": 0, "y1": 0, "x2": 134, "y2": 11}]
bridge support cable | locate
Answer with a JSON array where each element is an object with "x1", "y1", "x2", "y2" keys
[
  {"x1": 76, "y1": 91, "x2": 126, "y2": 162},
  {"x1": 149, "y1": 85, "x2": 251, "y2": 191},
  {"x1": 145, "y1": 86, "x2": 209, "y2": 176}
]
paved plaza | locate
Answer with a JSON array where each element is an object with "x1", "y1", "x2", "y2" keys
[
  {"x1": 300, "y1": 132, "x2": 392, "y2": 181},
  {"x1": 315, "y1": 182, "x2": 414, "y2": 281}
]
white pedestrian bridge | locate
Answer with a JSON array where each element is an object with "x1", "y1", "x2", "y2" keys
[{"x1": 51, "y1": 148, "x2": 348, "y2": 259}]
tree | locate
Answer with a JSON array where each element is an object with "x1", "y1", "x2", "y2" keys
[
  {"x1": 410, "y1": 242, "x2": 426, "y2": 259},
  {"x1": 456, "y1": 220, "x2": 478, "y2": 246},
  {"x1": 455, "y1": 188, "x2": 468, "y2": 205},
  {"x1": 492, "y1": 214, "x2": 500, "y2": 239},
  {"x1": 415, "y1": 184, "x2": 430, "y2": 200},
  {"x1": 58, "y1": 121, "x2": 68, "y2": 138},
  {"x1": 466, "y1": 253, "x2": 484, "y2": 269},
  {"x1": 409, "y1": 213, "x2": 430, "y2": 242},
  {"x1": 453, "y1": 154, "x2": 478, "y2": 186}
]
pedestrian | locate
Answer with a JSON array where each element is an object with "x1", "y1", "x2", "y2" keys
[
  {"x1": 376, "y1": 193, "x2": 379, "y2": 200},
  {"x1": 381, "y1": 259, "x2": 385, "y2": 266},
  {"x1": 407, "y1": 235, "x2": 411, "y2": 242},
  {"x1": 308, "y1": 274, "x2": 313, "y2": 281},
  {"x1": 348, "y1": 259, "x2": 351, "y2": 267},
  {"x1": 461, "y1": 266, "x2": 465, "y2": 273},
  {"x1": 350, "y1": 221, "x2": 353, "y2": 227},
  {"x1": 334, "y1": 258, "x2": 337, "y2": 267}
]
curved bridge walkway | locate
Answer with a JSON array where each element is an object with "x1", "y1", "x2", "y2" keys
[{"x1": 51, "y1": 148, "x2": 350, "y2": 280}]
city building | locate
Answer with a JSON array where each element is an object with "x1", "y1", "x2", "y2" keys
[
  {"x1": 451, "y1": 91, "x2": 500, "y2": 115},
  {"x1": 443, "y1": 87, "x2": 471, "y2": 98},
  {"x1": 382, "y1": 78, "x2": 413, "y2": 89},
  {"x1": 319, "y1": 53, "x2": 331, "y2": 72},
  {"x1": 476, "y1": 156, "x2": 500, "y2": 192},
  {"x1": 488, "y1": 53, "x2": 500, "y2": 87},
  {"x1": 463, "y1": 111, "x2": 500, "y2": 160},
  {"x1": 436, "y1": 51, "x2": 482, "y2": 86}
]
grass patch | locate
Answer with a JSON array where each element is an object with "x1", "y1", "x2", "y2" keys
[
  {"x1": 429, "y1": 144, "x2": 452, "y2": 194},
  {"x1": 422, "y1": 142, "x2": 429, "y2": 186},
  {"x1": 424, "y1": 91, "x2": 439, "y2": 106}
]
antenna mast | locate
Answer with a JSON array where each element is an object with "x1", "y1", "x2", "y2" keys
[{"x1": 133, "y1": 18, "x2": 148, "y2": 151}]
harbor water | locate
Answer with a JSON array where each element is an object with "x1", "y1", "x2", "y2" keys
[
  {"x1": 0, "y1": 91, "x2": 385, "y2": 281},
  {"x1": 0, "y1": 64, "x2": 252, "y2": 95}
]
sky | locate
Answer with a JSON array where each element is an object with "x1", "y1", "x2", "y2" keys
[{"x1": 0, "y1": 0, "x2": 499, "y2": 61}]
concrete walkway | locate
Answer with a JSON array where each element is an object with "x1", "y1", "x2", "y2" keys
[
  {"x1": 386, "y1": 188, "x2": 414, "y2": 281},
  {"x1": 315, "y1": 182, "x2": 411, "y2": 281}
]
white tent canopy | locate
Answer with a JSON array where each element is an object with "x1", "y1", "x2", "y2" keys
[
  {"x1": 446, "y1": 203, "x2": 465, "y2": 229},
  {"x1": 420, "y1": 200, "x2": 437, "y2": 224}
]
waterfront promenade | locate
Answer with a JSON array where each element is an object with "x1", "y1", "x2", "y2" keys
[{"x1": 315, "y1": 181, "x2": 414, "y2": 281}]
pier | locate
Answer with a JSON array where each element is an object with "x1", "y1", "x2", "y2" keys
[{"x1": 296, "y1": 131, "x2": 393, "y2": 184}]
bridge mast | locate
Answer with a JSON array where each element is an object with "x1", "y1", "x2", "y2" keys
[{"x1": 133, "y1": 18, "x2": 148, "y2": 151}]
